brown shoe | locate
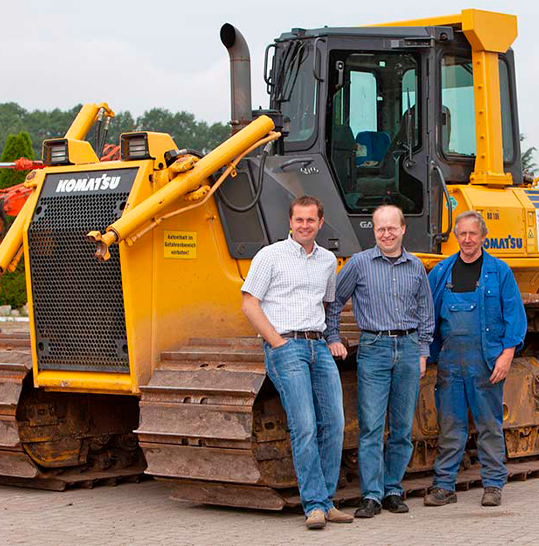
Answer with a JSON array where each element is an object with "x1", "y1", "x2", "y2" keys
[
  {"x1": 424, "y1": 487, "x2": 457, "y2": 506},
  {"x1": 327, "y1": 507, "x2": 354, "y2": 523},
  {"x1": 482, "y1": 487, "x2": 502, "y2": 507},
  {"x1": 305, "y1": 509, "x2": 326, "y2": 529}
]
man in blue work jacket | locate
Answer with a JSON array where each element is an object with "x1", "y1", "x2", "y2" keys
[{"x1": 424, "y1": 210, "x2": 526, "y2": 508}]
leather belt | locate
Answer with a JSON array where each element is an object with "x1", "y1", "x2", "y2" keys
[
  {"x1": 281, "y1": 331, "x2": 323, "y2": 340},
  {"x1": 362, "y1": 328, "x2": 417, "y2": 337}
]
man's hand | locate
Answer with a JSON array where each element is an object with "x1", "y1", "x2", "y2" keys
[
  {"x1": 489, "y1": 347, "x2": 515, "y2": 384},
  {"x1": 328, "y1": 342, "x2": 348, "y2": 359},
  {"x1": 242, "y1": 292, "x2": 287, "y2": 348},
  {"x1": 271, "y1": 337, "x2": 288, "y2": 350},
  {"x1": 420, "y1": 356, "x2": 427, "y2": 379}
]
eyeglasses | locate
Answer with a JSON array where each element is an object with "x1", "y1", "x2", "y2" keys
[{"x1": 375, "y1": 227, "x2": 401, "y2": 235}]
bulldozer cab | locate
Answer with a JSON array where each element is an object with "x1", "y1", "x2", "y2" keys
[{"x1": 266, "y1": 18, "x2": 522, "y2": 254}]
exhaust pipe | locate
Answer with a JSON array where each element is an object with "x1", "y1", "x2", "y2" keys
[{"x1": 220, "y1": 24, "x2": 252, "y2": 134}]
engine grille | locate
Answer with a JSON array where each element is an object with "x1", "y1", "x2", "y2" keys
[{"x1": 28, "y1": 169, "x2": 137, "y2": 373}]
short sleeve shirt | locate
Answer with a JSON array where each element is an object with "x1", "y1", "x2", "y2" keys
[{"x1": 241, "y1": 236, "x2": 337, "y2": 334}]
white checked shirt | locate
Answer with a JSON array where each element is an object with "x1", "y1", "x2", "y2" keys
[{"x1": 241, "y1": 235, "x2": 337, "y2": 334}]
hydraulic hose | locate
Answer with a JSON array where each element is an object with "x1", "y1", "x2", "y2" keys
[{"x1": 217, "y1": 142, "x2": 271, "y2": 213}]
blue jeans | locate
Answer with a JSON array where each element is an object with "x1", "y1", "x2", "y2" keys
[
  {"x1": 356, "y1": 332, "x2": 420, "y2": 503},
  {"x1": 263, "y1": 339, "x2": 345, "y2": 515}
]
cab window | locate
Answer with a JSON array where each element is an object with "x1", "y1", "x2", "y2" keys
[
  {"x1": 329, "y1": 51, "x2": 422, "y2": 214},
  {"x1": 441, "y1": 55, "x2": 514, "y2": 163}
]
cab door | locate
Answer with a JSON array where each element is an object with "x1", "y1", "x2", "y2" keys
[{"x1": 326, "y1": 42, "x2": 436, "y2": 253}]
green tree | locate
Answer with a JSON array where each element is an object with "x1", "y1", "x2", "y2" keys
[
  {"x1": 0, "y1": 131, "x2": 33, "y2": 309},
  {"x1": 0, "y1": 103, "x2": 26, "y2": 153},
  {"x1": 0, "y1": 102, "x2": 230, "y2": 159},
  {"x1": 136, "y1": 108, "x2": 230, "y2": 153},
  {"x1": 0, "y1": 131, "x2": 34, "y2": 189},
  {"x1": 0, "y1": 260, "x2": 27, "y2": 309},
  {"x1": 521, "y1": 134, "x2": 537, "y2": 173}
]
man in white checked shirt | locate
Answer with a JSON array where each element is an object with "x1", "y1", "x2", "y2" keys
[{"x1": 241, "y1": 195, "x2": 352, "y2": 530}]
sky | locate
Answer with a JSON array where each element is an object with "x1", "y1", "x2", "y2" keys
[{"x1": 1, "y1": 0, "x2": 538, "y2": 163}]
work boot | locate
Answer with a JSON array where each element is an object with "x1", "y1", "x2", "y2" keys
[
  {"x1": 326, "y1": 507, "x2": 354, "y2": 523},
  {"x1": 382, "y1": 494, "x2": 409, "y2": 513},
  {"x1": 424, "y1": 487, "x2": 457, "y2": 506},
  {"x1": 482, "y1": 487, "x2": 502, "y2": 507},
  {"x1": 354, "y1": 498, "x2": 382, "y2": 518},
  {"x1": 305, "y1": 509, "x2": 326, "y2": 530}
]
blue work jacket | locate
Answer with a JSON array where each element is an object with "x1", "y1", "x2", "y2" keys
[{"x1": 428, "y1": 251, "x2": 526, "y2": 368}]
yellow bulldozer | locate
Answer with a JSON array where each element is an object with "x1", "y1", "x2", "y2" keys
[{"x1": 0, "y1": 8, "x2": 538, "y2": 508}]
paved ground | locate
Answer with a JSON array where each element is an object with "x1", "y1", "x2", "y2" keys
[{"x1": 1, "y1": 477, "x2": 539, "y2": 546}]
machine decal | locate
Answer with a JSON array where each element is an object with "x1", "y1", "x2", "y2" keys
[
  {"x1": 485, "y1": 209, "x2": 500, "y2": 221},
  {"x1": 164, "y1": 230, "x2": 197, "y2": 259},
  {"x1": 55, "y1": 175, "x2": 121, "y2": 193},
  {"x1": 300, "y1": 166, "x2": 320, "y2": 175},
  {"x1": 524, "y1": 190, "x2": 539, "y2": 243},
  {"x1": 41, "y1": 168, "x2": 138, "y2": 198},
  {"x1": 483, "y1": 235, "x2": 523, "y2": 250}
]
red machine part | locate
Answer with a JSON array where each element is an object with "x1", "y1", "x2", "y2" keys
[
  {"x1": 0, "y1": 150, "x2": 121, "y2": 224},
  {"x1": 0, "y1": 159, "x2": 45, "y2": 220}
]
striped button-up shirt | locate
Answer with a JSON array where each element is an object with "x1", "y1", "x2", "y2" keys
[
  {"x1": 325, "y1": 246, "x2": 434, "y2": 356},
  {"x1": 242, "y1": 235, "x2": 337, "y2": 334}
]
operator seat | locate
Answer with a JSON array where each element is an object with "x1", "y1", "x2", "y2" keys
[{"x1": 355, "y1": 131, "x2": 391, "y2": 167}]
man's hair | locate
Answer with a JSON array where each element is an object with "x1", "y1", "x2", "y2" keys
[
  {"x1": 372, "y1": 204, "x2": 405, "y2": 226},
  {"x1": 453, "y1": 210, "x2": 488, "y2": 237},
  {"x1": 289, "y1": 195, "x2": 324, "y2": 219}
]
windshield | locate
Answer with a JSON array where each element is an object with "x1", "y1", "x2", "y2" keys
[
  {"x1": 273, "y1": 41, "x2": 317, "y2": 143},
  {"x1": 329, "y1": 51, "x2": 422, "y2": 214}
]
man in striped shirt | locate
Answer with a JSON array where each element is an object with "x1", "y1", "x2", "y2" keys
[
  {"x1": 326, "y1": 204, "x2": 434, "y2": 518},
  {"x1": 242, "y1": 195, "x2": 353, "y2": 530}
]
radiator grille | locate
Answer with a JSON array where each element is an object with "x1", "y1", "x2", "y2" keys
[{"x1": 28, "y1": 169, "x2": 136, "y2": 373}]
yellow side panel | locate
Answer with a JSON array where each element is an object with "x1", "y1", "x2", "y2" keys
[
  {"x1": 440, "y1": 186, "x2": 529, "y2": 257},
  {"x1": 438, "y1": 185, "x2": 539, "y2": 294},
  {"x1": 147, "y1": 196, "x2": 251, "y2": 377},
  {"x1": 118, "y1": 162, "x2": 157, "y2": 393}
]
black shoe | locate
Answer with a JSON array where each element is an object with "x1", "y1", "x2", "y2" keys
[
  {"x1": 354, "y1": 498, "x2": 381, "y2": 518},
  {"x1": 382, "y1": 494, "x2": 409, "y2": 513},
  {"x1": 481, "y1": 487, "x2": 502, "y2": 507},
  {"x1": 424, "y1": 487, "x2": 457, "y2": 506}
]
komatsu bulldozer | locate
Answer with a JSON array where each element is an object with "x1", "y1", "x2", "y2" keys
[{"x1": 0, "y1": 8, "x2": 538, "y2": 508}]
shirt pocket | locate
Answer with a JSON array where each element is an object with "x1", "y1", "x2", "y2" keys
[
  {"x1": 445, "y1": 302, "x2": 477, "y2": 335},
  {"x1": 448, "y1": 303, "x2": 477, "y2": 312}
]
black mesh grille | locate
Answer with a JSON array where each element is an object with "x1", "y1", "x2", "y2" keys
[{"x1": 28, "y1": 174, "x2": 134, "y2": 373}]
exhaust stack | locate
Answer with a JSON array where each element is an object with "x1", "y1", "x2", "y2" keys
[{"x1": 220, "y1": 24, "x2": 252, "y2": 134}]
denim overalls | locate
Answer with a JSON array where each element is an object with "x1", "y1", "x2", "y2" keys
[{"x1": 432, "y1": 278, "x2": 507, "y2": 491}]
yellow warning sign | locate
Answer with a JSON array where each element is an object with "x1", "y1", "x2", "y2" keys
[
  {"x1": 528, "y1": 229, "x2": 534, "y2": 239},
  {"x1": 164, "y1": 231, "x2": 197, "y2": 259}
]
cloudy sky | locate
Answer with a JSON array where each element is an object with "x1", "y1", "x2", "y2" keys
[{"x1": 2, "y1": 0, "x2": 538, "y2": 162}]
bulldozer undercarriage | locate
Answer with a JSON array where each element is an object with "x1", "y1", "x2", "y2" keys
[
  {"x1": 0, "y1": 303, "x2": 538, "y2": 506},
  {"x1": 0, "y1": 332, "x2": 146, "y2": 491},
  {"x1": 137, "y1": 305, "x2": 539, "y2": 509}
]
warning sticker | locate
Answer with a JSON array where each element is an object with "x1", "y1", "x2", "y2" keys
[{"x1": 164, "y1": 231, "x2": 197, "y2": 259}]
